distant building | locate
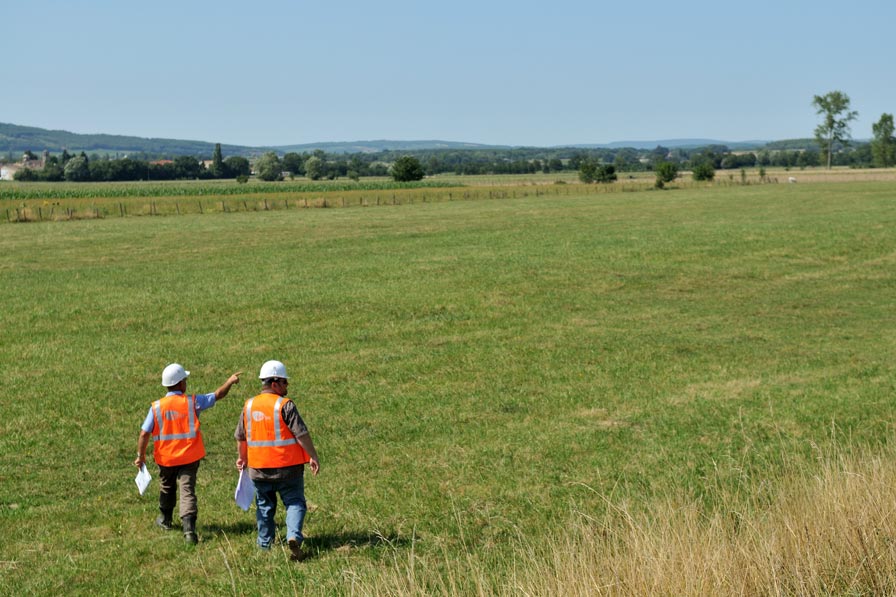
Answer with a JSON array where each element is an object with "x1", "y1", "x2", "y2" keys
[
  {"x1": 0, "y1": 163, "x2": 22, "y2": 180},
  {"x1": 0, "y1": 151, "x2": 47, "y2": 180}
]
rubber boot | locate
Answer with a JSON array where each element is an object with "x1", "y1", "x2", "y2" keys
[
  {"x1": 156, "y1": 508, "x2": 173, "y2": 531},
  {"x1": 182, "y1": 515, "x2": 198, "y2": 545}
]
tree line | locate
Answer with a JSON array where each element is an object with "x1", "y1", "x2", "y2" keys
[{"x1": 7, "y1": 92, "x2": 896, "y2": 184}]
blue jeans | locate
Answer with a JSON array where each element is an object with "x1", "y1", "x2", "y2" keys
[{"x1": 253, "y1": 474, "x2": 306, "y2": 549}]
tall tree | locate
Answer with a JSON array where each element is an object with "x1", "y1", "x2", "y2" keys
[
  {"x1": 812, "y1": 91, "x2": 858, "y2": 169},
  {"x1": 871, "y1": 113, "x2": 896, "y2": 168},
  {"x1": 210, "y1": 143, "x2": 225, "y2": 178}
]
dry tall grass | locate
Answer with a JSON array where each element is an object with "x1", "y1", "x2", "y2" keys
[{"x1": 361, "y1": 443, "x2": 896, "y2": 596}]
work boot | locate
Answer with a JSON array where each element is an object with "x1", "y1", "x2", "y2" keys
[
  {"x1": 182, "y1": 515, "x2": 198, "y2": 545},
  {"x1": 155, "y1": 509, "x2": 173, "y2": 531},
  {"x1": 287, "y1": 537, "x2": 305, "y2": 562}
]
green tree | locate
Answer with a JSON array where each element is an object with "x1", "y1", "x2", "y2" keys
[
  {"x1": 691, "y1": 161, "x2": 715, "y2": 181},
  {"x1": 796, "y1": 149, "x2": 820, "y2": 169},
  {"x1": 578, "y1": 159, "x2": 598, "y2": 183},
  {"x1": 812, "y1": 90, "x2": 858, "y2": 169},
  {"x1": 174, "y1": 156, "x2": 202, "y2": 179},
  {"x1": 41, "y1": 162, "x2": 64, "y2": 181},
  {"x1": 209, "y1": 143, "x2": 226, "y2": 178},
  {"x1": 871, "y1": 113, "x2": 896, "y2": 168},
  {"x1": 304, "y1": 155, "x2": 325, "y2": 180},
  {"x1": 224, "y1": 156, "x2": 250, "y2": 177},
  {"x1": 255, "y1": 152, "x2": 282, "y2": 181},
  {"x1": 281, "y1": 152, "x2": 305, "y2": 177},
  {"x1": 390, "y1": 156, "x2": 425, "y2": 181},
  {"x1": 579, "y1": 159, "x2": 616, "y2": 183},
  {"x1": 613, "y1": 148, "x2": 638, "y2": 172},
  {"x1": 654, "y1": 161, "x2": 678, "y2": 188},
  {"x1": 63, "y1": 155, "x2": 91, "y2": 181}
]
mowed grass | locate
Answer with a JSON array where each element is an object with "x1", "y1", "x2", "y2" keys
[{"x1": 1, "y1": 181, "x2": 895, "y2": 594}]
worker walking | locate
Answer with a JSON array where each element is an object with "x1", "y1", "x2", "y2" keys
[
  {"x1": 235, "y1": 360, "x2": 320, "y2": 561},
  {"x1": 134, "y1": 363, "x2": 241, "y2": 544}
]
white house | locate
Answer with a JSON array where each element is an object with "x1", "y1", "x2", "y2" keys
[
  {"x1": 0, "y1": 163, "x2": 22, "y2": 181},
  {"x1": 1, "y1": 151, "x2": 47, "y2": 180}
]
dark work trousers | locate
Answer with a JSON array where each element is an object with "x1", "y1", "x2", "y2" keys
[{"x1": 157, "y1": 460, "x2": 201, "y2": 520}]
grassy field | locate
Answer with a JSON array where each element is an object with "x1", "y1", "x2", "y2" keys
[{"x1": 1, "y1": 180, "x2": 895, "y2": 595}]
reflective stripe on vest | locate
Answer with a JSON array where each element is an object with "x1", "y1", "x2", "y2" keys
[
  {"x1": 245, "y1": 397, "x2": 296, "y2": 447},
  {"x1": 244, "y1": 393, "x2": 308, "y2": 468},
  {"x1": 153, "y1": 396, "x2": 198, "y2": 441},
  {"x1": 151, "y1": 394, "x2": 205, "y2": 467}
]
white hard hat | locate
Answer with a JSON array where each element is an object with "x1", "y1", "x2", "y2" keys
[
  {"x1": 259, "y1": 360, "x2": 289, "y2": 380},
  {"x1": 162, "y1": 363, "x2": 190, "y2": 387}
]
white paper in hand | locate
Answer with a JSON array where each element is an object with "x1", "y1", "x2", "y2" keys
[
  {"x1": 235, "y1": 468, "x2": 254, "y2": 511},
  {"x1": 135, "y1": 464, "x2": 151, "y2": 496}
]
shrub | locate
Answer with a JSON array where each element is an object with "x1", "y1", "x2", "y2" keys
[{"x1": 691, "y1": 161, "x2": 716, "y2": 181}]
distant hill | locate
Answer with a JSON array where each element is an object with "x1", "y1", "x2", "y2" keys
[
  {"x1": 0, "y1": 122, "x2": 251, "y2": 157},
  {"x1": 273, "y1": 140, "x2": 509, "y2": 154},
  {"x1": 0, "y1": 122, "x2": 815, "y2": 157},
  {"x1": 565, "y1": 139, "x2": 772, "y2": 150},
  {"x1": 0, "y1": 123, "x2": 510, "y2": 157}
]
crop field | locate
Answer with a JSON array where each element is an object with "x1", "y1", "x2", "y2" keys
[
  {"x1": 0, "y1": 180, "x2": 654, "y2": 223},
  {"x1": 1, "y1": 180, "x2": 895, "y2": 595}
]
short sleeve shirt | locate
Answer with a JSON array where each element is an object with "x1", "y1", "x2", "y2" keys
[
  {"x1": 235, "y1": 398, "x2": 310, "y2": 481},
  {"x1": 141, "y1": 392, "x2": 217, "y2": 433}
]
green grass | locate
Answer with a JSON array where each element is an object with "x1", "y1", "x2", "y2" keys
[{"x1": 1, "y1": 181, "x2": 894, "y2": 594}]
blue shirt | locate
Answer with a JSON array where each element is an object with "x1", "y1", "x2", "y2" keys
[{"x1": 141, "y1": 391, "x2": 217, "y2": 433}]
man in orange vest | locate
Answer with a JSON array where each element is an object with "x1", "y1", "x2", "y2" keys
[
  {"x1": 235, "y1": 360, "x2": 320, "y2": 561},
  {"x1": 134, "y1": 363, "x2": 241, "y2": 544}
]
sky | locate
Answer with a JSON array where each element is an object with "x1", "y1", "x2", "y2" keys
[{"x1": 3, "y1": 0, "x2": 894, "y2": 148}]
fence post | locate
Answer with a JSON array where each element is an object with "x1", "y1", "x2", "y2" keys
[
  {"x1": 198, "y1": 201, "x2": 203, "y2": 214},
  {"x1": 120, "y1": 203, "x2": 124, "y2": 217},
  {"x1": 176, "y1": 203, "x2": 180, "y2": 215},
  {"x1": 38, "y1": 207, "x2": 42, "y2": 221}
]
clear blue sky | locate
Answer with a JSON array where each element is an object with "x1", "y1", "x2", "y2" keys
[{"x1": 4, "y1": 0, "x2": 894, "y2": 147}]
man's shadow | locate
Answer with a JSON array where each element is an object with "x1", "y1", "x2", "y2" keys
[
  {"x1": 308, "y1": 530, "x2": 410, "y2": 553},
  {"x1": 203, "y1": 523, "x2": 410, "y2": 559}
]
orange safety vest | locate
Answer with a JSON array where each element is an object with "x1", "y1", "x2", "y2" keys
[
  {"x1": 243, "y1": 393, "x2": 309, "y2": 468},
  {"x1": 151, "y1": 394, "x2": 206, "y2": 467}
]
